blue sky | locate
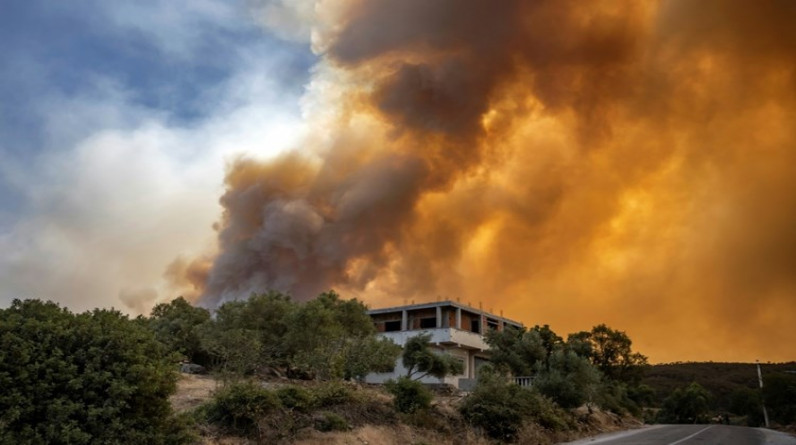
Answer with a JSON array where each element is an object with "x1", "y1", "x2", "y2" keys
[{"x1": 0, "y1": 0, "x2": 316, "y2": 311}]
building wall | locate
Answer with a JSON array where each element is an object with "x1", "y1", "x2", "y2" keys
[{"x1": 365, "y1": 302, "x2": 523, "y2": 389}]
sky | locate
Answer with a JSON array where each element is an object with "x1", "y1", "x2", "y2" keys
[
  {"x1": 2, "y1": 1, "x2": 795, "y2": 363},
  {"x1": 0, "y1": 0, "x2": 315, "y2": 312}
]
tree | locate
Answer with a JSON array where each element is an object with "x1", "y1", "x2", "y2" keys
[
  {"x1": 148, "y1": 296, "x2": 210, "y2": 364},
  {"x1": 460, "y1": 368, "x2": 569, "y2": 442},
  {"x1": 485, "y1": 326, "x2": 546, "y2": 376},
  {"x1": 285, "y1": 291, "x2": 398, "y2": 380},
  {"x1": 763, "y1": 372, "x2": 796, "y2": 425},
  {"x1": 0, "y1": 299, "x2": 190, "y2": 443},
  {"x1": 658, "y1": 382, "x2": 712, "y2": 424},
  {"x1": 402, "y1": 333, "x2": 464, "y2": 380},
  {"x1": 198, "y1": 291, "x2": 294, "y2": 375},
  {"x1": 729, "y1": 387, "x2": 763, "y2": 426},
  {"x1": 533, "y1": 349, "x2": 601, "y2": 409},
  {"x1": 571, "y1": 324, "x2": 648, "y2": 384},
  {"x1": 531, "y1": 325, "x2": 564, "y2": 370},
  {"x1": 199, "y1": 290, "x2": 399, "y2": 380},
  {"x1": 343, "y1": 336, "x2": 402, "y2": 381}
]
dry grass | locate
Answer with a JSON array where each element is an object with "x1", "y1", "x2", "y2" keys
[
  {"x1": 295, "y1": 424, "x2": 491, "y2": 445},
  {"x1": 171, "y1": 373, "x2": 219, "y2": 412}
]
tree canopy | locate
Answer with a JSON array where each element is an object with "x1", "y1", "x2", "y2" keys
[
  {"x1": 402, "y1": 333, "x2": 464, "y2": 380},
  {"x1": 0, "y1": 299, "x2": 189, "y2": 444}
]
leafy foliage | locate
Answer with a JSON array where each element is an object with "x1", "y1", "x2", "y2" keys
[
  {"x1": 763, "y1": 372, "x2": 796, "y2": 425},
  {"x1": 460, "y1": 370, "x2": 570, "y2": 442},
  {"x1": 484, "y1": 326, "x2": 545, "y2": 376},
  {"x1": 0, "y1": 299, "x2": 189, "y2": 444},
  {"x1": 148, "y1": 296, "x2": 211, "y2": 364},
  {"x1": 202, "y1": 381, "x2": 282, "y2": 437},
  {"x1": 658, "y1": 382, "x2": 712, "y2": 424},
  {"x1": 402, "y1": 333, "x2": 464, "y2": 380},
  {"x1": 385, "y1": 376, "x2": 433, "y2": 414},
  {"x1": 485, "y1": 323, "x2": 649, "y2": 414},
  {"x1": 275, "y1": 386, "x2": 314, "y2": 412},
  {"x1": 195, "y1": 290, "x2": 399, "y2": 380},
  {"x1": 533, "y1": 350, "x2": 601, "y2": 409},
  {"x1": 314, "y1": 412, "x2": 349, "y2": 432},
  {"x1": 642, "y1": 361, "x2": 796, "y2": 426},
  {"x1": 568, "y1": 324, "x2": 648, "y2": 384}
]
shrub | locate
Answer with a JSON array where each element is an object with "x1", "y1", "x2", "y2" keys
[
  {"x1": 0, "y1": 299, "x2": 191, "y2": 444},
  {"x1": 204, "y1": 381, "x2": 282, "y2": 437},
  {"x1": 385, "y1": 377, "x2": 433, "y2": 414},
  {"x1": 276, "y1": 385, "x2": 314, "y2": 412},
  {"x1": 460, "y1": 374, "x2": 534, "y2": 441},
  {"x1": 460, "y1": 371, "x2": 571, "y2": 442},
  {"x1": 311, "y1": 381, "x2": 356, "y2": 407},
  {"x1": 314, "y1": 412, "x2": 349, "y2": 432},
  {"x1": 657, "y1": 382, "x2": 712, "y2": 424}
]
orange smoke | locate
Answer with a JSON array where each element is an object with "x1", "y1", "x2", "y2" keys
[{"x1": 176, "y1": 0, "x2": 796, "y2": 362}]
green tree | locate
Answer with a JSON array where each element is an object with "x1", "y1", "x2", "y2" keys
[
  {"x1": 460, "y1": 369, "x2": 569, "y2": 442},
  {"x1": 148, "y1": 296, "x2": 210, "y2": 364},
  {"x1": 402, "y1": 333, "x2": 464, "y2": 380},
  {"x1": 200, "y1": 290, "x2": 399, "y2": 380},
  {"x1": 729, "y1": 387, "x2": 763, "y2": 426},
  {"x1": 531, "y1": 325, "x2": 564, "y2": 369},
  {"x1": 763, "y1": 372, "x2": 796, "y2": 425},
  {"x1": 0, "y1": 299, "x2": 190, "y2": 444},
  {"x1": 285, "y1": 291, "x2": 395, "y2": 380},
  {"x1": 485, "y1": 326, "x2": 546, "y2": 376},
  {"x1": 343, "y1": 335, "x2": 402, "y2": 381},
  {"x1": 534, "y1": 349, "x2": 601, "y2": 409},
  {"x1": 658, "y1": 382, "x2": 712, "y2": 424},
  {"x1": 198, "y1": 291, "x2": 294, "y2": 376},
  {"x1": 571, "y1": 324, "x2": 648, "y2": 384}
]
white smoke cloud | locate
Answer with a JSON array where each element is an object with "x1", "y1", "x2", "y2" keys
[{"x1": 0, "y1": 1, "x2": 310, "y2": 314}]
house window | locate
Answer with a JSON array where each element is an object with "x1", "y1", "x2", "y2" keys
[
  {"x1": 419, "y1": 317, "x2": 437, "y2": 329},
  {"x1": 385, "y1": 320, "x2": 402, "y2": 332},
  {"x1": 470, "y1": 319, "x2": 481, "y2": 333}
]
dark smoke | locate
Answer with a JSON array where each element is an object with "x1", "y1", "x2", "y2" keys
[{"x1": 183, "y1": 0, "x2": 796, "y2": 362}]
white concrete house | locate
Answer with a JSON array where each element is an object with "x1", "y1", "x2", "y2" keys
[{"x1": 364, "y1": 301, "x2": 523, "y2": 390}]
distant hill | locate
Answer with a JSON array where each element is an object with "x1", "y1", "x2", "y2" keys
[{"x1": 642, "y1": 361, "x2": 796, "y2": 415}]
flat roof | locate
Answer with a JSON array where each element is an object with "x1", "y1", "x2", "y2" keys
[{"x1": 367, "y1": 300, "x2": 524, "y2": 327}]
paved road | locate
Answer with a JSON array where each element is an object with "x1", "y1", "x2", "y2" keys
[{"x1": 560, "y1": 425, "x2": 796, "y2": 445}]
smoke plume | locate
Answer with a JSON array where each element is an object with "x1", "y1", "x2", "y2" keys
[{"x1": 180, "y1": 0, "x2": 796, "y2": 362}]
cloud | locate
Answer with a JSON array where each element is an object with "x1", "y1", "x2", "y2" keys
[{"x1": 0, "y1": 1, "x2": 311, "y2": 314}]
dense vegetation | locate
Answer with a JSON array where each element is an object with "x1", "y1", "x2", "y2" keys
[
  {"x1": 0, "y1": 299, "x2": 192, "y2": 444},
  {"x1": 8, "y1": 292, "x2": 792, "y2": 443},
  {"x1": 149, "y1": 291, "x2": 401, "y2": 380},
  {"x1": 643, "y1": 361, "x2": 796, "y2": 426}
]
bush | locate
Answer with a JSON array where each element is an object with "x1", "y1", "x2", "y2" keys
[
  {"x1": 460, "y1": 371, "x2": 571, "y2": 442},
  {"x1": 204, "y1": 381, "x2": 282, "y2": 437},
  {"x1": 310, "y1": 381, "x2": 356, "y2": 407},
  {"x1": 276, "y1": 385, "x2": 314, "y2": 412},
  {"x1": 385, "y1": 377, "x2": 433, "y2": 414},
  {"x1": 657, "y1": 382, "x2": 712, "y2": 424},
  {"x1": 0, "y1": 299, "x2": 191, "y2": 444},
  {"x1": 314, "y1": 412, "x2": 349, "y2": 432}
]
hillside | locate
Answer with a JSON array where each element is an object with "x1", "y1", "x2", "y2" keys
[
  {"x1": 642, "y1": 361, "x2": 796, "y2": 427},
  {"x1": 172, "y1": 374, "x2": 641, "y2": 445}
]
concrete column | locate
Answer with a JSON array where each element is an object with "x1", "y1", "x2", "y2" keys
[
  {"x1": 455, "y1": 308, "x2": 461, "y2": 330},
  {"x1": 436, "y1": 306, "x2": 442, "y2": 328},
  {"x1": 401, "y1": 310, "x2": 408, "y2": 331}
]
